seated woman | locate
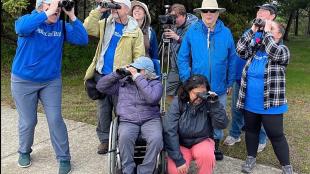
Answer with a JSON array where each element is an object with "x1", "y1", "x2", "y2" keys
[
  {"x1": 163, "y1": 75, "x2": 228, "y2": 174},
  {"x1": 96, "y1": 57, "x2": 163, "y2": 174}
]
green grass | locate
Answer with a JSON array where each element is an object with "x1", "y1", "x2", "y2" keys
[{"x1": 1, "y1": 37, "x2": 310, "y2": 173}]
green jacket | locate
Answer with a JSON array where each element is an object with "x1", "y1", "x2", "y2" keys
[{"x1": 83, "y1": 9, "x2": 145, "y2": 80}]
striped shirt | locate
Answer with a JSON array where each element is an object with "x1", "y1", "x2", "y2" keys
[{"x1": 236, "y1": 30, "x2": 290, "y2": 109}]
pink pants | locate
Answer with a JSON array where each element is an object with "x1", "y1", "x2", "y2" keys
[{"x1": 167, "y1": 139, "x2": 215, "y2": 174}]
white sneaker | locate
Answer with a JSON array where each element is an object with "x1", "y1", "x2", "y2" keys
[
  {"x1": 257, "y1": 143, "x2": 266, "y2": 153},
  {"x1": 224, "y1": 136, "x2": 241, "y2": 146}
]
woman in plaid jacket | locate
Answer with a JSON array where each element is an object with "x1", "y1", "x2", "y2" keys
[{"x1": 236, "y1": 20, "x2": 293, "y2": 174}]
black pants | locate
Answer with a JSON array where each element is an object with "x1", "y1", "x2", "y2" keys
[{"x1": 244, "y1": 110, "x2": 290, "y2": 166}]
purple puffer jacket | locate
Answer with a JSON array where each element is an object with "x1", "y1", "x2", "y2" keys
[{"x1": 96, "y1": 72, "x2": 163, "y2": 124}]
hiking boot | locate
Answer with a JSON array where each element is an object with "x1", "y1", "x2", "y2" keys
[
  {"x1": 257, "y1": 143, "x2": 266, "y2": 153},
  {"x1": 282, "y1": 165, "x2": 293, "y2": 174},
  {"x1": 214, "y1": 139, "x2": 223, "y2": 161},
  {"x1": 97, "y1": 142, "x2": 108, "y2": 155},
  {"x1": 59, "y1": 160, "x2": 71, "y2": 174},
  {"x1": 241, "y1": 156, "x2": 256, "y2": 173},
  {"x1": 224, "y1": 136, "x2": 241, "y2": 146},
  {"x1": 18, "y1": 153, "x2": 31, "y2": 168}
]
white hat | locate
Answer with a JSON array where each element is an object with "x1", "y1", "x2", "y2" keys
[
  {"x1": 36, "y1": 0, "x2": 52, "y2": 8},
  {"x1": 113, "y1": 0, "x2": 131, "y2": 9},
  {"x1": 194, "y1": 0, "x2": 226, "y2": 13}
]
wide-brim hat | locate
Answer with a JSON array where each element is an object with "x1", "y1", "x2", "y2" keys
[
  {"x1": 194, "y1": 0, "x2": 226, "y2": 13},
  {"x1": 256, "y1": 3, "x2": 277, "y2": 15},
  {"x1": 130, "y1": 1, "x2": 151, "y2": 24}
]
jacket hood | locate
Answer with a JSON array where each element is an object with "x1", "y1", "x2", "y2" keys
[
  {"x1": 107, "y1": 15, "x2": 139, "y2": 34},
  {"x1": 179, "y1": 13, "x2": 198, "y2": 30}
]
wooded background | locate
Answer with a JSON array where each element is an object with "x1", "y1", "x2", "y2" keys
[{"x1": 2, "y1": 0, "x2": 310, "y2": 43}]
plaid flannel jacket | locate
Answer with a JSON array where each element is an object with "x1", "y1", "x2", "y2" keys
[{"x1": 236, "y1": 30, "x2": 290, "y2": 109}]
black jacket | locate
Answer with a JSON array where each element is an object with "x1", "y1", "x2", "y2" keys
[{"x1": 163, "y1": 96, "x2": 228, "y2": 167}]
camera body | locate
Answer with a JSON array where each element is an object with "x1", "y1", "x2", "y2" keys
[
  {"x1": 158, "y1": 14, "x2": 176, "y2": 25},
  {"x1": 252, "y1": 18, "x2": 265, "y2": 28},
  {"x1": 99, "y1": 1, "x2": 121, "y2": 9},
  {"x1": 58, "y1": 0, "x2": 75, "y2": 11},
  {"x1": 116, "y1": 68, "x2": 131, "y2": 77},
  {"x1": 159, "y1": 4, "x2": 176, "y2": 32},
  {"x1": 197, "y1": 91, "x2": 219, "y2": 103}
]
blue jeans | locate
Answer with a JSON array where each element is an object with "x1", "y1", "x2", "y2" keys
[
  {"x1": 213, "y1": 94, "x2": 227, "y2": 140},
  {"x1": 229, "y1": 82, "x2": 267, "y2": 144},
  {"x1": 11, "y1": 74, "x2": 71, "y2": 161}
]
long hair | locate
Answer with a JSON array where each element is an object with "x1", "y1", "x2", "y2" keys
[{"x1": 177, "y1": 75, "x2": 211, "y2": 103}]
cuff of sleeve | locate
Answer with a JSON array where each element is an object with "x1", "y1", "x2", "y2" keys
[
  {"x1": 262, "y1": 32, "x2": 273, "y2": 45},
  {"x1": 177, "y1": 36, "x2": 182, "y2": 44},
  {"x1": 132, "y1": 73, "x2": 141, "y2": 81},
  {"x1": 175, "y1": 158, "x2": 186, "y2": 167}
]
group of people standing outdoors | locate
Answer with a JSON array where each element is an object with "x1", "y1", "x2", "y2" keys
[{"x1": 10, "y1": 0, "x2": 293, "y2": 173}]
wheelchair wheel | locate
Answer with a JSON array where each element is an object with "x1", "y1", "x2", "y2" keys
[
  {"x1": 108, "y1": 117, "x2": 121, "y2": 174},
  {"x1": 154, "y1": 150, "x2": 167, "y2": 174}
]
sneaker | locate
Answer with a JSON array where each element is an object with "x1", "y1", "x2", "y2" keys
[
  {"x1": 97, "y1": 142, "x2": 108, "y2": 154},
  {"x1": 59, "y1": 160, "x2": 71, "y2": 174},
  {"x1": 214, "y1": 139, "x2": 224, "y2": 161},
  {"x1": 241, "y1": 156, "x2": 256, "y2": 173},
  {"x1": 282, "y1": 165, "x2": 293, "y2": 174},
  {"x1": 224, "y1": 136, "x2": 241, "y2": 146},
  {"x1": 18, "y1": 153, "x2": 31, "y2": 168},
  {"x1": 257, "y1": 143, "x2": 266, "y2": 153}
]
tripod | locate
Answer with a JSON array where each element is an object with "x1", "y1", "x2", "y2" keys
[{"x1": 158, "y1": 37, "x2": 172, "y2": 116}]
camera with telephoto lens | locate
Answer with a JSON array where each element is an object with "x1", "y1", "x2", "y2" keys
[
  {"x1": 116, "y1": 68, "x2": 131, "y2": 77},
  {"x1": 58, "y1": 0, "x2": 75, "y2": 11},
  {"x1": 252, "y1": 18, "x2": 266, "y2": 28},
  {"x1": 159, "y1": 5, "x2": 176, "y2": 30},
  {"x1": 99, "y1": 1, "x2": 121, "y2": 9},
  {"x1": 197, "y1": 91, "x2": 219, "y2": 103}
]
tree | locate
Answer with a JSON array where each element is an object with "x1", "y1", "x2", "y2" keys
[{"x1": 2, "y1": 0, "x2": 29, "y2": 42}]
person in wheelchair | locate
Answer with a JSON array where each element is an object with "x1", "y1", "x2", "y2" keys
[
  {"x1": 96, "y1": 56, "x2": 163, "y2": 174},
  {"x1": 163, "y1": 75, "x2": 229, "y2": 174}
]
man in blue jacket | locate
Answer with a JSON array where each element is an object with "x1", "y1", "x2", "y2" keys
[
  {"x1": 177, "y1": 0, "x2": 237, "y2": 160},
  {"x1": 11, "y1": 0, "x2": 88, "y2": 173}
]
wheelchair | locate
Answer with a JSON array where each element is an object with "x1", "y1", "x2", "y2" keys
[{"x1": 108, "y1": 116, "x2": 167, "y2": 174}]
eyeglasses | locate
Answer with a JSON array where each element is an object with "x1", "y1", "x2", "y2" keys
[{"x1": 201, "y1": 9, "x2": 218, "y2": 13}]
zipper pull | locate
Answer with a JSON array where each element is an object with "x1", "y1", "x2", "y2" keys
[{"x1": 207, "y1": 27, "x2": 210, "y2": 49}]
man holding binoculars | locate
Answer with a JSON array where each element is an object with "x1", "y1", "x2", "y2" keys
[
  {"x1": 11, "y1": 0, "x2": 88, "y2": 173},
  {"x1": 83, "y1": 0, "x2": 144, "y2": 155}
]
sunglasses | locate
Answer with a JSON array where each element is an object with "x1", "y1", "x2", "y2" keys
[{"x1": 201, "y1": 9, "x2": 218, "y2": 13}]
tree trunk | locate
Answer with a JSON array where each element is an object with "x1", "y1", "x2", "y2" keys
[
  {"x1": 307, "y1": 8, "x2": 310, "y2": 36},
  {"x1": 284, "y1": 10, "x2": 295, "y2": 41},
  {"x1": 26, "y1": 0, "x2": 36, "y2": 13},
  {"x1": 294, "y1": 9, "x2": 299, "y2": 36}
]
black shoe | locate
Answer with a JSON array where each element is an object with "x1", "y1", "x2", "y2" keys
[
  {"x1": 97, "y1": 143, "x2": 108, "y2": 155},
  {"x1": 214, "y1": 139, "x2": 224, "y2": 161}
]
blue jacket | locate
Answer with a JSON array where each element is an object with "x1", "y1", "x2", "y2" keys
[
  {"x1": 148, "y1": 27, "x2": 160, "y2": 76},
  {"x1": 12, "y1": 10, "x2": 88, "y2": 82},
  {"x1": 178, "y1": 19, "x2": 237, "y2": 95}
]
